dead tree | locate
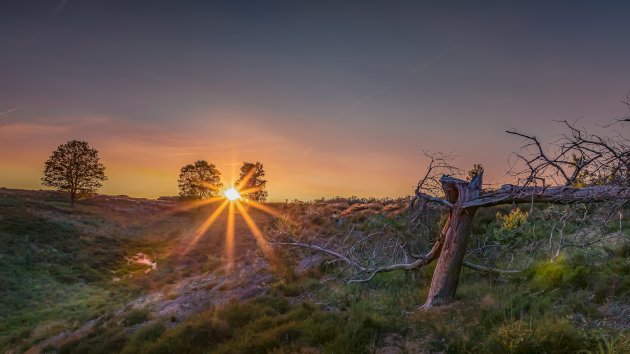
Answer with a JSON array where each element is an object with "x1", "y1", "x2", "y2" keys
[
  {"x1": 273, "y1": 121, "x2": 630, "y2": 309},
  {"x1": 606, "y1": 90, "x2": 630, "y2": 126}
]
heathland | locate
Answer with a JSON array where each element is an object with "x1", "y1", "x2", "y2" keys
[{"x1": 1, "y1": 188, "x2": 630, "y2": 353}]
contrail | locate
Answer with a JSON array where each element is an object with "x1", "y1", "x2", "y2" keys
[
  {"x1": 342, "y1": 45, "x2": 457, "y2": 112},
  {"x1": 53, "y1": 0, "x2": 69, "y2": 16},
  {"x1": 0, "y1": 107, "x2": 18, "y2": 117}
]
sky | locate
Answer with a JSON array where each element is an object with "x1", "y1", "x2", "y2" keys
[{"x1": 1, "y1": 0, "x2": 629, "y2": 201}]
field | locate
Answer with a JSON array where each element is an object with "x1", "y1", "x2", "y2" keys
[{"x1": 1, "y1": 188, "x2": 630, "y2": 353}]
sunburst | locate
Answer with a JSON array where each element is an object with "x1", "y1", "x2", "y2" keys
[
  {"x1": 224, "y1": 187, "x2": 241, "y2": 201},
  {"x1": 178, "y1": 168, "x2": 278, "y2": 270}
]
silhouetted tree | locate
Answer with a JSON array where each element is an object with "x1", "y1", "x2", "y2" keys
[
  {"x1": 178, "y1": 160, "x2": 223, "y2": 200},
  {"x1": 42, "y1": 140, "x2": 107, "y2": 204},
  {"x1": 236, "y1": 161, "x2": 268, "y2": 202}
]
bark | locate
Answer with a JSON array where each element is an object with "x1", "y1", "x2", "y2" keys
[
  {"x1": 70, "y1": 189, "x2": 76, "y2": 205},
  {"x1": 464, "y1": 184, "x2": 630, "y2": 209},
  {"x1": 423, "y1": 174, "x2": 482, "y2": 308}
]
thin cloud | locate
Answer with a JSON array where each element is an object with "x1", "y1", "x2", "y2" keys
[
  {"x1": 0, "y1": 107, "x2": 18, "y2": 117},
  {"x1": 341, "y1": 46, "x2": 457, "y2": 112},
  {"x1": 52, "y1": 0, "x2": 69, "y2": 16}
]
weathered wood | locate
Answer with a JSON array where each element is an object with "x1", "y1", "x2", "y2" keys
[
  {"x1": 463, "y1": 184, "x2": 630, "y2": 209},
  {"x1": 423, "y1": 174, "x2": 482, "y2": 308},
  {"x1": 278, "y1": 122, "x2": 629, "y2": 310}
]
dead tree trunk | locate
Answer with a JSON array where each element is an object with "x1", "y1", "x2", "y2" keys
[
  {"x1": 273, "y1": 120, "x2": 630, "y2": 309},
  {"x1": 423, "y1": 174, "x2": 481, "y2": 307}
]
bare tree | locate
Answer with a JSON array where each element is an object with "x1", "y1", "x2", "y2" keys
[
  {"x1": 272, "y1": 121, "x2": 630, "y2": 309},
  {"x1": 42, "y1": 140, "x2": 107, "y2": 204},
  {"x1": 608, "y1": 90, "x2": 630, "y2": 126}
]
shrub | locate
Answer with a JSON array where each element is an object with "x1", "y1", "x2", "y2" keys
[
  {"x1": 120, "y1": 321, "x2": 166, "y2": 354},
  {"x1": 493, "y1": 208, "x2": 530, "y2": 244},
  {"x1": 487, "y1": 318, "x2": 595, "y2": 353},
  {"x1": 123, "y1": 308, "x2": 150, "y2": 327}
]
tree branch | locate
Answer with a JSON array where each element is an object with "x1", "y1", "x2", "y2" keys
[
  {"x1": 463, "y1": 184, "x2": 630, "y2": 209},
  {"x1": 462, "y1": 261, "x2": 522, "y2": 274}
]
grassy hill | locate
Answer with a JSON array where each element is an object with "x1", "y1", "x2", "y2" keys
[
  {"x1": 0, "y1": 189, "x2": 174, "y2": 350},
  {"x1": 1, "y1": 189, "x2": 630, "y2": 353}
]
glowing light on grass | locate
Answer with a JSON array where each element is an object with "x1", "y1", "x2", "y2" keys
[
  {"x1": 174, "y1": 196, "x2": 223, "y2": 213},
  {"x1": 183, "y1": 199, "x2": 229, "y2": 254},
  {"x1": 248, "y1": 200, "x2": 282, "y2": 218},
  {"x1": 235, "y1": 201, "x2": 273, "y2": 258},
  {"x1": 181, "y1": 175, "x2": 280, "y2": 272},
  {"x1": 226, "y1": 201, "x2": 236, "y2": 270}
]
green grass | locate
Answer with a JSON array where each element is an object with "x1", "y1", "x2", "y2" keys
[
  {"x1": 59, "y1": 294, "x2": 387, "y2": 354},
  {"x1": 0, "y1": 192, "x2": 156, "y2": 351},
  {"x1": 407, "y1": 243, "x2": 630, "y2": 353},
  {"x1": 59, "y1": 249, "x2": 630, "y2": 354},
  {"x1": 4, "y1": 192, "x2": 630, "y2": 353}
]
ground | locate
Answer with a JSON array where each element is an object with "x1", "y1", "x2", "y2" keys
[{"x1": 1, "y1": 188, "x2": 630, "y2": 353}]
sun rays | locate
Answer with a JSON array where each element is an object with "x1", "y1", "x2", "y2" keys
[{"x1": 178, "y1": 174, "x2": 277, "y2": 271}]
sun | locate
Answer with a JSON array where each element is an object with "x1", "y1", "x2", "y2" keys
[
  {"x1": 224, "y1": 187, "x2": 241, "y2": 201},
  {"x1": 176, "y1": 169, "x2": 281, "y2": 272}
]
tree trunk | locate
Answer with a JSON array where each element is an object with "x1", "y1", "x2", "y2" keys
[
  {"x1": 70, "y1": 189, "x2": 76, "y2": 206},
  {"x1": 423, "y1": 174, "x2": 482, "y2": 308}
]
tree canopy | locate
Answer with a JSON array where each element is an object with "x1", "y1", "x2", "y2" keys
[
  {"x1": 236, "y1": 161, "x2": 268, "y2": 202},
  {"x1": 178, "y1": 160, "x2": 223, "y2": 200},
  {"x1": 42, "y1": 140, "x2": 107, "y2": 203}
]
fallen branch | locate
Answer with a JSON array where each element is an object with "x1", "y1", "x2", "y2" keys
[
  {"x1": 462, "y1": 261, "x2": 522, "y2": 274},
  {"x1": 271, "y1": 236, "x2": 443, "y2": 283}
]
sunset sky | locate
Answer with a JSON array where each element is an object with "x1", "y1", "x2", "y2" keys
[{"x1": 1, "y1": 1, "x2": 629, "y2": 201}]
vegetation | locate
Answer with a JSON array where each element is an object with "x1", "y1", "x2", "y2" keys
[
  {"x1": 177, "y1": 160, "x2": 223, "y2": 200},
  {"x1": 268, "y1": 122, "x2": 630, "y2": 309},
  {"x1": 236, "y1": 161, "x2": 268, "y2": 202},
  {"x1": 55, "y1": 238, "x2": 630, "y2": 354},
  {"x1": 41, "y1": 140, "x2": 107, "y2": 204},
  {"x1": 0, "y1": 191, "x2": 126, "y2": 351},
  {"x1": 0, "y1": 189, "x2": 202, "y2": 352},
  {"x1": 2, "y1": 189, "x2": 630, "y2": 353}
]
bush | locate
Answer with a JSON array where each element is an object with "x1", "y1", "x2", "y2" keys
[
  {"x1": 487, "y1": 318, "x2": 595, "y2": 353},
  {"x1": 120, "y1": 321, "x2": 166, "y2": 354},
  {"x1": 493, "y1": 208, "x2": 530, "y2": 244},
  {"x1": 123, "y1": 308, "x2": 150, "y2": 327}
]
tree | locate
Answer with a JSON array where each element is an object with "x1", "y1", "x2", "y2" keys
[
  {"x1": 42, "y1": 140, "x2": 107, "y2": 204},
  {"x1": 178, "y1": 160, "x2": 223, "y2": 200},
  {"x1": 236, "y1": 161, "x2": 268, "y2": 202},
  {"x1": 275, "y1": 121, "x2": 630, "y2": 309}
]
